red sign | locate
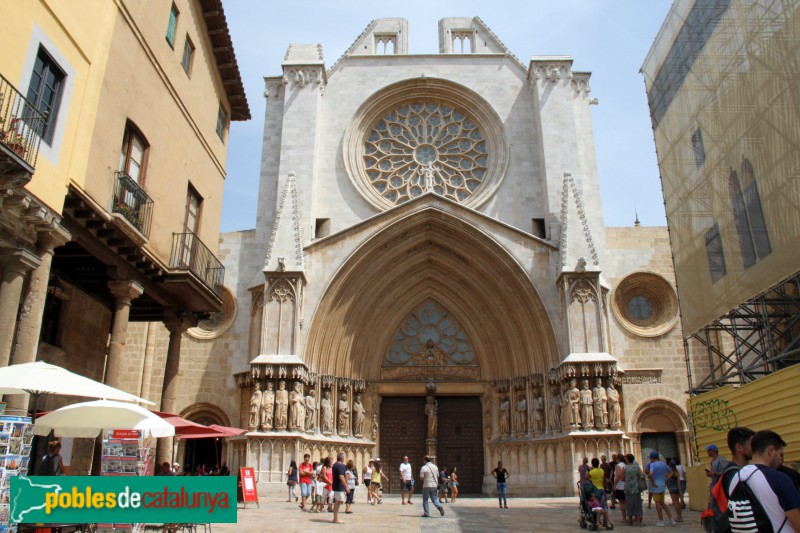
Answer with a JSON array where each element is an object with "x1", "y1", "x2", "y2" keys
[
  {"x1": 239, "y1": 467, "x2": 258, "y2": 505},
  {"x1": 112, "y1": 430, "x2": 141, "y2": 439}
]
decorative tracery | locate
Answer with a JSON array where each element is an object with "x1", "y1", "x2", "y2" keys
[{"x1": 364, "y1": 102, "x2": 489, "y2": 205}]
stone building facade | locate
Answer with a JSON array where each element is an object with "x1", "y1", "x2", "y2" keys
[{"x1": 127, "y1": 17, "x2": 689, "y2": 495}]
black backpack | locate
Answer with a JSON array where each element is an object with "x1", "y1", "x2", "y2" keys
[
  {"x1": 727, "y1": 466, "x2": 784, "y2": 533},
  {"x1": 39, "y1": 453, "x2": 55, "y2": 476}
]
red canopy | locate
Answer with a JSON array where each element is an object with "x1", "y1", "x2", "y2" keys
[{"x1": 208, "y1": 424, "x2": 247, "y2": 437}]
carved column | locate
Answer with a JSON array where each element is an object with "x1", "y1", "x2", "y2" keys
[
  {"x1": 13, "y1": 229, "x2": 70, "y2": 367},
  {"x1": 104, "y1": 280, "x2": 144, "y2": 389},
  {"x1": 0, "y1": 248, "x2": 41, "y2": 367},
  {"x1": 156, "y1": 313, "x2": 192, "y2": 464}
]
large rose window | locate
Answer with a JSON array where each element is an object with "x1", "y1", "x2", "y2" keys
[
  {"x1": 364, "y1": 103, "x2": 489, "y2": 205},
  {"x1": 343, "y1": 78, "x2": 509, "y2": 210}
]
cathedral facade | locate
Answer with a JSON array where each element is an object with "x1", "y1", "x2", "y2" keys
[{"x1": 127, "y1": 17, "x2": 689, "y2": 496}]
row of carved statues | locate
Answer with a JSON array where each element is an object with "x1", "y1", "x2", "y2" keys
[
  {"x1": 497, "y1": 378, "x2": 622, "y2": 436},
  {"x1": 248, "y1": 381, "x2": 377, "y2": 438}
]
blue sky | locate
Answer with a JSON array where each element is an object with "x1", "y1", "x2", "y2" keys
[{"x1": 221, "y1": 1, "x2": 673, "y2": 232}]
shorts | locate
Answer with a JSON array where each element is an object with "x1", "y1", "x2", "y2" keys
[
  {"x1": 448, "y1": 481, "x2": 456, "y2": 488},
  {"x1": 300, "y1": 483, "x2": 311, "y2": 497},
  {"x1": 346, "y1": 490, "x2": 354, "y2": 504},
  {"x1": 652, "y1": 492, "x2": 665, "y2": 503},
  {"x1": 402, "y1": 480, "x2": 414, "y2": 491},
  {"x1": 679, "y1": 480, "x2": 686, "y2": 494},
  {"x1": 371, "y1": 482, "x2": 381, "y2": 489},
  {"x1": 333, "y1": 490, "x2": 346, "y2": 503},
  {"x1": 313, "y1": 494, "x2": 323, "y2": 504},
  {"x1": 614, "y1": 489, "x2": 626, "y2": 501},
  {"x1": 364, "y1": 479, "x2": 371, "y2": 487}
]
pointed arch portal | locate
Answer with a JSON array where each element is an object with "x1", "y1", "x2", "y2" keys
[{"x1": 305, "y1": 205, "x2": 560, "y2": 382}]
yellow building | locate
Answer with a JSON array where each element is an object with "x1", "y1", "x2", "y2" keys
[
  {"x1": 0, "y1": 0, "x2": 249, "y2": 465},
  {"x1": 642, "y1": 0, "x2": 800, "y2": 478}
]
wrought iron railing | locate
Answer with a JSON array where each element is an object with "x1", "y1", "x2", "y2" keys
[
  {"x1": 0, "y1": 73, "x2": 46, "y2": 169},
  {"x1": 169, "y1": 231, "x2": 225, "y2": 297},
  {"x1": 112, "y1": 171, "x2": 154, "y2": 237}
]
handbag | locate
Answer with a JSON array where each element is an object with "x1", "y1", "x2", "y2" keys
[{"x1": 637, "y1": 472, "x2": 648, "y2": 492}]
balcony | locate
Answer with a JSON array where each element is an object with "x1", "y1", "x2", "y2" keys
[
  {"x1": 0, "y1": 73, "x2": 45, "y2": 188},
  {"x1": 112, "y1": 171, "x2": 153, "y2": 238},
  {"x1": 169, "y1": 231, "x2": 225, "y2": 297}
]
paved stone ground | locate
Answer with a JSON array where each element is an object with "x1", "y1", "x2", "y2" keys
[{"x1": 215, "y1": 494, "x2": 706, "y2": 532}]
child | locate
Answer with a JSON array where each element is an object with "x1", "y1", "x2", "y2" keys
[{"x1": 587, "y1": 492, "x2": 613, "y2": 530}]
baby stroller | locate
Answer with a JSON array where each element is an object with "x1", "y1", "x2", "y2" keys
[{"x1": 578, "y1": 484, "x2": 613, "y2": 531}]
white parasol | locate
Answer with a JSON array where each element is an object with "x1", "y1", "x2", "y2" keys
[{"x1": 33, "y1": 400, "x2": 175, "y2": 438}]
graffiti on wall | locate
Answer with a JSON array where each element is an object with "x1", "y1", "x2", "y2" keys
[{"x1": 690, "y1": 398, "x2": 737, "y2": 432}]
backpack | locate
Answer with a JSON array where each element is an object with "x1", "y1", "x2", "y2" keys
[
  {"x1": 39, "y1": 453, "x2": 55, "y2": 476},
  {"x1": 726, "y1": 465, "x2": 783, "y2": 533}
]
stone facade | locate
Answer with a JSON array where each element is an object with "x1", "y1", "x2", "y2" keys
[{"x1": 130, "y1": 17, "x2": 689, "y2": 495}]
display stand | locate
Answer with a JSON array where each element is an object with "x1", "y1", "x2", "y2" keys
[
  {"x1": 237, "y1": 467, "x2": 258, "y2": 509},
  {"x1": 0, "y1": 415, "x2": 33, "y2": 533},
  {"x1": 96, "y1": 430, "x2": 153, "y2": 533}
]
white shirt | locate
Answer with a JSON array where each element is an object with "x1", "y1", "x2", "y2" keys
[
  {"x1": 364, "y1": 465, "x2": 372, "y2": 480},
  {"x1": 728, "y1": 464, "x2": 799, "y2": 533},
  {"x1": 399, "y1": 462, "x2": 412, "y2": 481},
  {"x1": 420, "y1": 462, "x2": 439, "y2": 489}
]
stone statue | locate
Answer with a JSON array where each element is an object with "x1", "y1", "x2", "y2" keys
[
  {"x1": 248, "y1": 382, "x2": 262, "y2": 430},
  {"x1": 499, "y1": 397, "x2": 511, "y2": 436},
  {"x1": 515, "y1": 395, "x2": 527, "y2": 433},
  {"x1": 548, "y1": 387, "x2": 562, "y2": 432},
  {"x1": 275, "y1": 380, "x2": 289, "y2": 430},
  {"x1": 260, "y1": 381, "x2": 275, "y2": 430},
  {"x1": 352, "y1": 394, "x2": 366, "y2": 437},
  {"x1": 304, "y1": 389, "x2": 317, "y2": 432},
  {"x1": 484, "y1": 407, "x2": 493, "y2": 439},
  {"x1": 290, "y1": 381, "x2": 305, "y2": 431},
  {"x1": 425, "y1": 396, "x2": 438, "y2": 440},
  {"x1": 592, "y1": 378, "x2": 608, "y2": 429},
  {"x1": 568, "y1": 379, "x2": 581, "y2": 427},
  {"x1": 607, "y1": 383, "x2": 621, "y2": 429},
  {"x1": 321, "y1": 390, "x2": 334, "y2": 435},
  {"x1": 370, "y1": 411, "x2": 379, "y2": 441},
  {"x1": 337, "y1": 392, "x2": 350, "y2": 436},
  {"x1": 580, "y1": 379, "x2": 594, "y2": 429},
  {"x1": 532, "y1": 394, "x2": 544, "y2": 433}
]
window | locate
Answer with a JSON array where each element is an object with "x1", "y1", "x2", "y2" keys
[
  {"x1": 691, "y1": 128, "x2": 705, "y2": 168},
  {"x1": 216, "y1": 104, "x2": 228, "y2": 141},
  {"x1": 26, "y1": 47, "x2": 65, "y2": 145},
  {"x1": 166, "y1": 3, "x2": 179, "y2": 48},
  {"x1": 315, "y1": 218, "x2": 331, "y2": 239},
  {"x1": 181, "y1": 35, "x2": 194, "y2": 75},
  {"x1": 729, "y1": 157, "x2": 771, "y2": 268},
  {"x1": 118, "y1": 123, "x2": 148, "y2": 183},
  {"x1": 40, "y1": 286, "x2": 66, "y2": 348},
  {"x1": 184, "y1": 185, "x2": 202, "y2": 235},
  {"x1": 532, "y1": 218, "x2": 546, "y2": 239},
  {"x1": 704, "y1": 223, "x2": 727, "y2": 283}
]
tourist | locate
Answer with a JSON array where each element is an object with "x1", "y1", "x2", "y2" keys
[
  {"x1": 601, "y1": 454, "x2": 615, "y2": 508},
  {"x1": 648, "y1": 450, "x2": 676, "y2": 527},
  {"x1": 705, "y1": 443, "x2": 729, "y2": 491},
  {"x1": 172, "y1": 462, "x2": 181, "y2": 475},
  {"x1": 674, "y1": 458, "x2": 686, "y2": 509},
  {"x1": 578, "y1": 456, "x2": 591, "y2": 490},
  {"x1": 344, "y1": 459, "x2": 357, "y2": 514},
  {"x1": 219, "y1": 462, "x2": 230, "y2": 476},
  {"x1": 324, "y1": 456, "x2": 335, "y2": 512},
  {"x1": 156, "y1": 461, "x2": 174, "y2": 476},
  {"x1": 449, "y1": 467, "x2": 459, "y2": 503},
  {"x1": 399, "y1": 455, "x2": 414, "y2": 504},
  {"x1": 370, "y1": 460, "x2": 388, "y2": 505},
  {"x1": 331, "y1": 452, "x2": 349, "y2": 524},
  {"x1": 586, "y1": 492, "x2": 613, "y2": 530},
  {"x1": 286, "y1": 459, "x2": 298, "y2": 502},
  {"x1": 492, "y1": 461, "x2": 510, "y2": 509},
  {"x1": 316, "y1": 456, "x2": 333, "y2": 513},
  {"x1": 666, "y1": 460, "x2": 683, "y2": 522},
  {"x1": 299, "y1": 453, "x2": 314, "y2": 511},
  {"x1": 311, "y1": 461, "x2": 323, "y2": 513},
  {"x1": 589, "y1": 457, "x2": 605, "y2": 496},
  {"x1": 726, "y1": 430, "x2": 800, "y2": 531},
  {"x1": 363, "y1": 460, "x2": 374, "y2": 504},
  {"x1": 623, "y1": 453, "x2": 644, "y2": 527},
  {"x1": 419, "y1": 455, "x2": 445, "y2": 518},
  {"x1": 613, "y1": 453, "x2": 627, "y2": 524},
  {"x1": 439, "y1": 466, "x2": 449, "y2": 503}
]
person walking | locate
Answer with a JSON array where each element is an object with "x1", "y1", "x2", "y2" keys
[
  {"x1": 363, "y1": 460, "x2": 374, "y2": 504},
  {"x1": 298, "y1": 454, "x2": 314, "y2": 511},
  {"x1": 666, "y1": 460, "x2": 683, "y2": 522},
  {"x1": 370, "y1": 460, "x2": 388, "y2": 505},
  {"x1": 492, "y1": 461, "x2": 510, "y2": 509},
  {"x1": 419, "y1": 455, "x2": 445, "y2": 518},
  {"x1": 331, "y1": 452, "x2": 349, "y2": 524},
  {"x1": 674, "y1": 458, "x2": 686, "y2": 510},
  {"x1": 648, "y1": 450, "x2": 676, "y2": 527},
  {"x1": 623, "y1": 453, "x2": 645, "y2": 527},
  {"x1": 286, "y1": 460, "x2": 299, "y2": 502},
  {"x1": 439, "y1": 466, "x2": 450, "y2": 503},
  {"x1": 399, "y1": 455, "x2": 414, "y2": 504},
  {"x1": 344, "y1": 459, "x2": 357, "y2": 514},
  {"x1": 613, "y1": 453, "x2": 628, "y2": 524},
  {"x1": 449, "y1": 467, "x2": 459, "y2": 503}
]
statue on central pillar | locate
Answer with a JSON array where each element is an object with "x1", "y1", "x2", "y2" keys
[
  {"x1": 321, "y1": 390, "x2": 334, "y2": 435},
  {"x1": 592, "y1": 377, "x2": 608, "y2": 429},
  {"x1": 260, "y1": 382, "x2": 275, "y2": 430},
  {"x1": 338, "y1": 392, "x2": 350, "y2": 436},
  {"x1": 304, "y1": 389, "x2": 317, "y2": 432},
  {"x1": 290, "y1": 381, "x2": 305, "y2": 431},
  {"x1": 425, "y1": 396, "x2": 438, "y2": 440},
  {"x1": 580, "y1": 379, "x2": 594, "y2": 429},
  {"x1": 275, "y1": 380, "x2": 289, "y2": 430},
  {"x1": 352, "y1": 394, "x2": 366, "y2": 437}
]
